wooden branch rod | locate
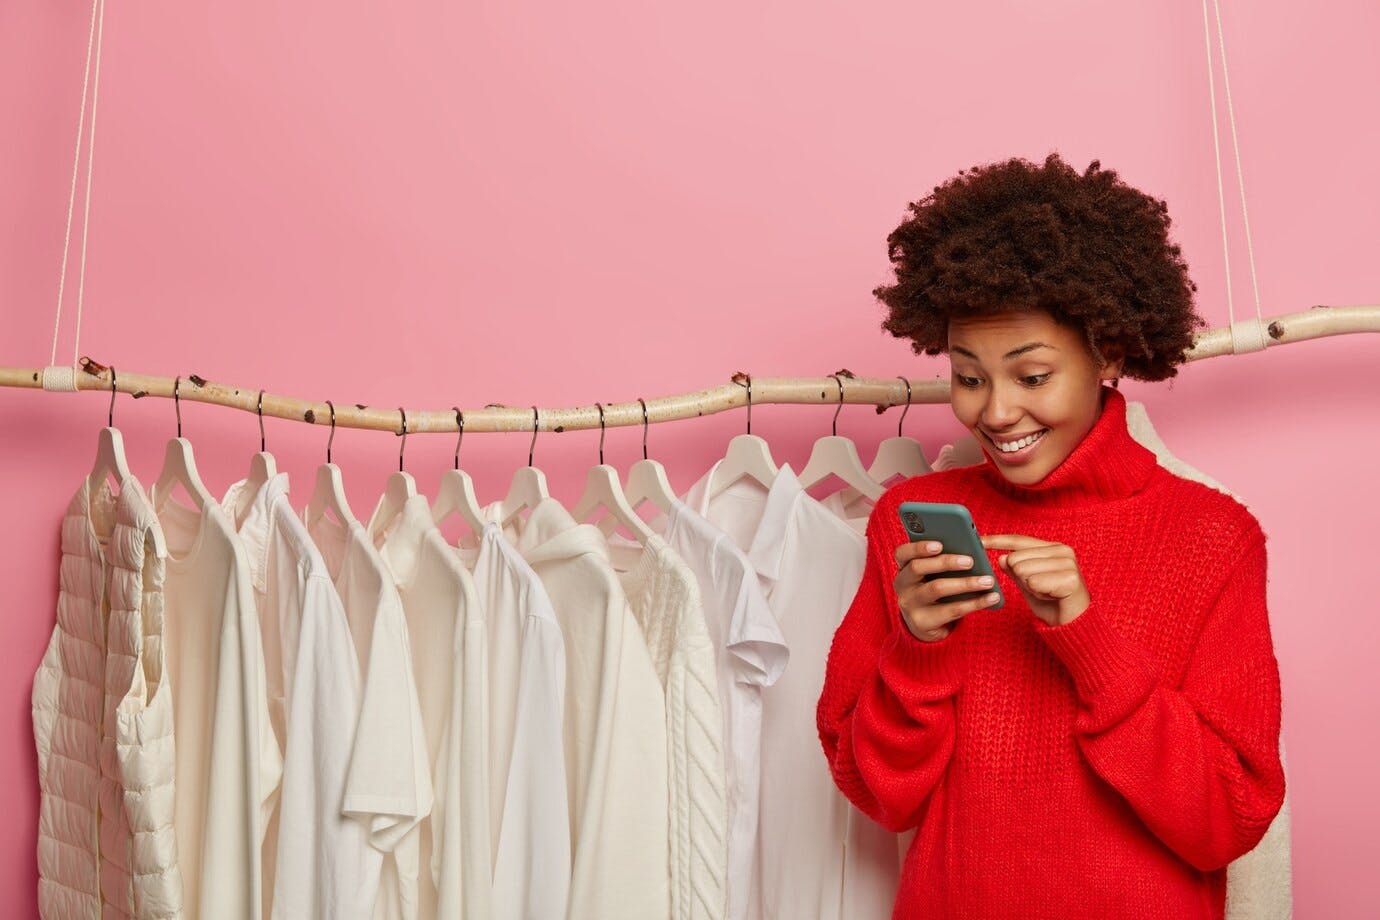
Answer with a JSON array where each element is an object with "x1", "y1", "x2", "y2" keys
[{"x1": 2, "y1": 305, "x2": 1375, "y2": 435}]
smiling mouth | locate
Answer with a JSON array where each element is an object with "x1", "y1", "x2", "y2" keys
[{"x1": 981, "y1": 428, "x2": 1049, "y2": 456}]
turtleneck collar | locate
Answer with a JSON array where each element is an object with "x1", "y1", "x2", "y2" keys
[{"x1": 974, "y1": 385, "x2": 1159, "y2": 506}]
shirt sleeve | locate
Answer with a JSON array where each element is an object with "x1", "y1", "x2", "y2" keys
[
  {"x1": 1032, "y1": 522, "x2": 1286, "y2": 872},
  {"x1": 816, "y1": 503, "x2": 967, "y2": 833}
]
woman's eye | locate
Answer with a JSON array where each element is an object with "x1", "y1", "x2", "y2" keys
[
  {"x1": 1022, "y1": 374, "x2": 1051, "y2": 386},
  {"x1": 955, "y1": 375, "x2": 981, "y2": 388}
]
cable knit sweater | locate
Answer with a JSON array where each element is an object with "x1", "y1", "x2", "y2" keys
[{"x1": 816, "y1": 386, "x2": 1286, "y2": 920}]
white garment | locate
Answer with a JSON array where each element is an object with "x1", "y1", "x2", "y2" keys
[
  {"x1": 221, "y1": 473, "x2": 375, "y2": 920},
  {"x1": 1122, "y1": 400, "x2": 1294, "y2": 920},
  {"x1": 305, "y1": 511, "x2": 431, "y2": 920},
  {"x1": 156, "y1": 496, "x2": 281, "y2": 920},
  {"x1": 607, "y1": 533, "x2": 728, "y2": 920},
  {"x1": 650, "y1": 500, "x2": 787, "y2": 920},
  {"x1": 456, "y1": 518, "x2": 569, "y2": 920},
  {"x1": 34, "y1": 474, "x2": 183, "y2": 919},
  {"x1": 501, "y1": 498, "x2": 670, "y2": 920},
  {"x1": 683, "y1": 463, "x2": 898, "y2": 920},
  {"x1": 368, "y1": 494, "x2": 491, "y2": 920}
]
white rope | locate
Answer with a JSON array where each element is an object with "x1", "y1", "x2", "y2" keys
[
  {"x1": 49, "y1": 0, "x2": 102, "y2": 371},
  {"x1": 71, "y1": 0, "x2": 107, "y2": 369},
  {"x1": 1201, "y1": 0, "x2": 1267, "y2": 354}
]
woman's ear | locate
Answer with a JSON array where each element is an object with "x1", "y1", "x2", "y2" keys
[{"x1": 1098, "y1": 344, "x2": 1125, "y2": 382}]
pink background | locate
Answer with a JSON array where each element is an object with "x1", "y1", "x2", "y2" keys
[{"x1": 3, "y1": 0, "x2": 1377, "y2": 914}]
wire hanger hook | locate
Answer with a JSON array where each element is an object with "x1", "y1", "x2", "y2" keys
[
  {"x1": 895, "y1": 376, "x2": 912, "y2": 436},
  {"x1": 174, "y1": 376, "x2": 183, "y2": 438},
  {"x1": 639, "y1": 398, "x2": 650, "y2": 460},
  {"x1": 529, "y1": 406, "x2": 539, "y2": 467},
  {"x1": 325, "y1": 400, "x2": 336, "y2": 464},
  {"x1": 108, "y1": 366, "x2": 117, "y2": 428},
  {"x1": 453, "y1": 408, "x2": 464, "y2": 470},
  {"x1": 257, "y1": 390, "x2": 267, "y2": 452},
  {"x1": 830, "y1": 373, "x2": 846, "y2": 436},
  {"x1": 596, "y1": 403, "x2": 606, "y2": 465},
  {"x1": 397, "y1": 407, "x2": 408, "y2": 472}
]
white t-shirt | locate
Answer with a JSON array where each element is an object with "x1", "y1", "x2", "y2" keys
[
  {"x1": 367, "y1": 494, "x2": 491, "y2": 920},
  {"x1": 456, "y1": 516, "x2": 570, "y2": 920},
  {"x1": 305, "y1": 509, "x2": 431, "y2": 920},
  {"x1": 606, "y1": 531, "x2": 729, "y2": 920},
  {"x1": 682, "y1": 463, "x2": 899, "y2": 920},
  {"x1": 645, "y1": 499, "x2": 787, "y2": 920},
  {"x1": 222, "y1": 472, "x2": 376, "y2": 920},
  {"x1": 502, "y1": 498, "x2": 669, "y2": 920},
  {"x1": 155, "y1": 496, "x2": 281, "y2": 920}
]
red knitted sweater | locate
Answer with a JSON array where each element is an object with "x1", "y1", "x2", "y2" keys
[{"x1": 817, "y1": 386, "x2": 1286, "y2": 920}]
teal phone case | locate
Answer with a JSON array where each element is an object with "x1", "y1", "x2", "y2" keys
[{"x1": 897, "y1": 501, "x2": 1005, "y2": 609}]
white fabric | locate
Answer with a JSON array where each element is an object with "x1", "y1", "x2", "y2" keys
[
  {"x1": 500, "y1": 498, "x2": 669, "y2": 920},
  {"x1": 221, "y1": 473, "x2": 376, "y2": 920},
  {"x1": 607, "y1": 532, "x2": 728, "y2": 920},
  {"x1": 683, "y1": 463, "x2": 899, "y2": 920},
  {"x1": 455, "y1": 517, "x2": 569, "y2": 920},
  {"x1": 305, "y1": 511, "x2": 431, "y2": 920},
  {"x1": 155, "y1": 495, "x2": 281, "y2": 920},
  {"x1": 649, "y1": 500, "x2": 788, "y2": 920},
  {"x1": 34, "y1": 474, "x2": 183, "y2": 918},
  {"x1": 368, "y1": 494, "x2": 491, "y2": 920},
  {"x1": 1122, "y1": 400, "x2": 1294, "y2": 920}
]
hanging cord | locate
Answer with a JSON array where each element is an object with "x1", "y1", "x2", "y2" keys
[
  {"x1": 1201, "y1": 0, "x2": 1266, "y2": 354},
  {"x1": 45, "y1": 0, "x2": 108, "y2": 392}
]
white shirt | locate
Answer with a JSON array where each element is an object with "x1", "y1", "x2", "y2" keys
[
  {"x1": 305, "y1": 509, "x2": 431, "y2": 920},
  {"x1": 683, "y1": 463, "x2": 899, "y2": 920},
  {"x1": 607, "y1": 532, "x2": 728, "y2": 920},
  {"x1": 503, "y1": 498, "x2": 669, "y2": 920},
  {"x1": 647, "y1": 499, "x2": 787, "y2": 920},
  {"x1": 155, "y1": 496, "x2": 281, "y2": 920},
  {"x1": 457, "y1": 515, "x2": 570, "y2": 920},
  {"x1": 368, "y1": 494, "x2": 491, "y2": 920},
  {"x1": 221, "y1": 473, "x2": 376, "y2": 920}
]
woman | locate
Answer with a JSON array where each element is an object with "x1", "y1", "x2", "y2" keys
[{"x1": 816, "y1": 153, "x2": 1286, "y2": 919}]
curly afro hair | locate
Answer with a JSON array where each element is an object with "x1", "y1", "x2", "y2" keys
[{"x1": 873, "y1": 152, "x2": 1208, "y2": 381}]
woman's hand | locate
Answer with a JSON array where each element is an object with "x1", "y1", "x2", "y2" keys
[
  {"x1": 893, "y1": 540, "x2": 1004, "y2": 642},
  {"x1": 980, "y1": 534, "x2": 1091, "y2": 627}
]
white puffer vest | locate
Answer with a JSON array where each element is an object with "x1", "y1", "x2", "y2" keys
[{"x1": 33, "y1": 475, "x2": 183, "y2": 918}]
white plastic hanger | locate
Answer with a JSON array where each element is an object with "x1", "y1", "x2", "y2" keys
[
  {"x1": 305, "y1": 400, "x2": 360, "y2": 529},
  {"x1": 572, "y1": 404, "x2": 655, "y2": 543},
  {"x1": 151, "y1": 376, "x2": 217, "y2": 513},
  {"x1": 623, "y1": 397, "x2": 678, "y2": 516},
  {"x1": 368, "y1": 407, "x2": 418, "y2": 541},
  {"x1": 229, "y1": 390, "x2": 279, "y2": 528},
  {"x1": 431, "y1": 407, "x2": 488, "y2": 539},
  {"x1": 89, "y1": 367, "x2": 168, "y2": 555},
  {"x1": 498, "y1": 406, "x2": 550, "y2": 528},
  {"x1": 707, "y1": 373, "x2": 779, "y2": 500},
  {"x1": 796, "y1": 373, "x2": 884, "y2": 500},
  {"x1": 838, "y1": 376, "x2": 930, "y2": 507}
]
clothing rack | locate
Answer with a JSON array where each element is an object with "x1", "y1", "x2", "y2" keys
[{"x1": 1, "y1": 304, "x2": 1376, "y2": 437}]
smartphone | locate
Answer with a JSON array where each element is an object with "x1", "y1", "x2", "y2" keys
[{"x1": 897, "y1": 501, "x2": 1004, "y2": 609}]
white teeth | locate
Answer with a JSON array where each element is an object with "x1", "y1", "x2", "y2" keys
[{"x1": 994, "y1": 429, "x2": 1047, "y2": 452}]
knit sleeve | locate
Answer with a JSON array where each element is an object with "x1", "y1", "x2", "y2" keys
[
  {"x1": 816, "y1": 503, "x2": 966, "y2": 833},
  {"x1": 1032, "y1": 522, "x2": 1286, "y2": 872}
]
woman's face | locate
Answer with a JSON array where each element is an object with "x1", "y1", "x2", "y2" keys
[{"x1": 947, "y1": 309, "x2": 1123, "y2": 486}]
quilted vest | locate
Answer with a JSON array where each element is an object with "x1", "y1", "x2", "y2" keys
[
  {"x1": 33, "y1": 475, "x2": 183, "y2": 918},
  {"x1": 934, "y1": 400, "x2": 1294, "y2": 920}
]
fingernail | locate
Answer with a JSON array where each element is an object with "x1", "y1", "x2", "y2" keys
[
  {"x1": 987, "y1": 592, "x2": 1000, "y2": 603},
  {"x1": 978, "y1": 576, "x2": 994, "y2": 586},
  {"x1": 926, "y1": 542, "x2": 942, "y2": 552},
  {"x1": 958, "y1": 556, "x2": 973, "y2": 567}
]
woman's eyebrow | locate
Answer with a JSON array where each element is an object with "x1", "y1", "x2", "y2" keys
[{"x1": 951, "y1": 342, "x2": 1059, "y2": 360}]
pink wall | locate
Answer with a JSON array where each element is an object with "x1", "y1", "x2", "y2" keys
[{"x1": 3, "y1": 0, "x2": 1377, "y2": 914}]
